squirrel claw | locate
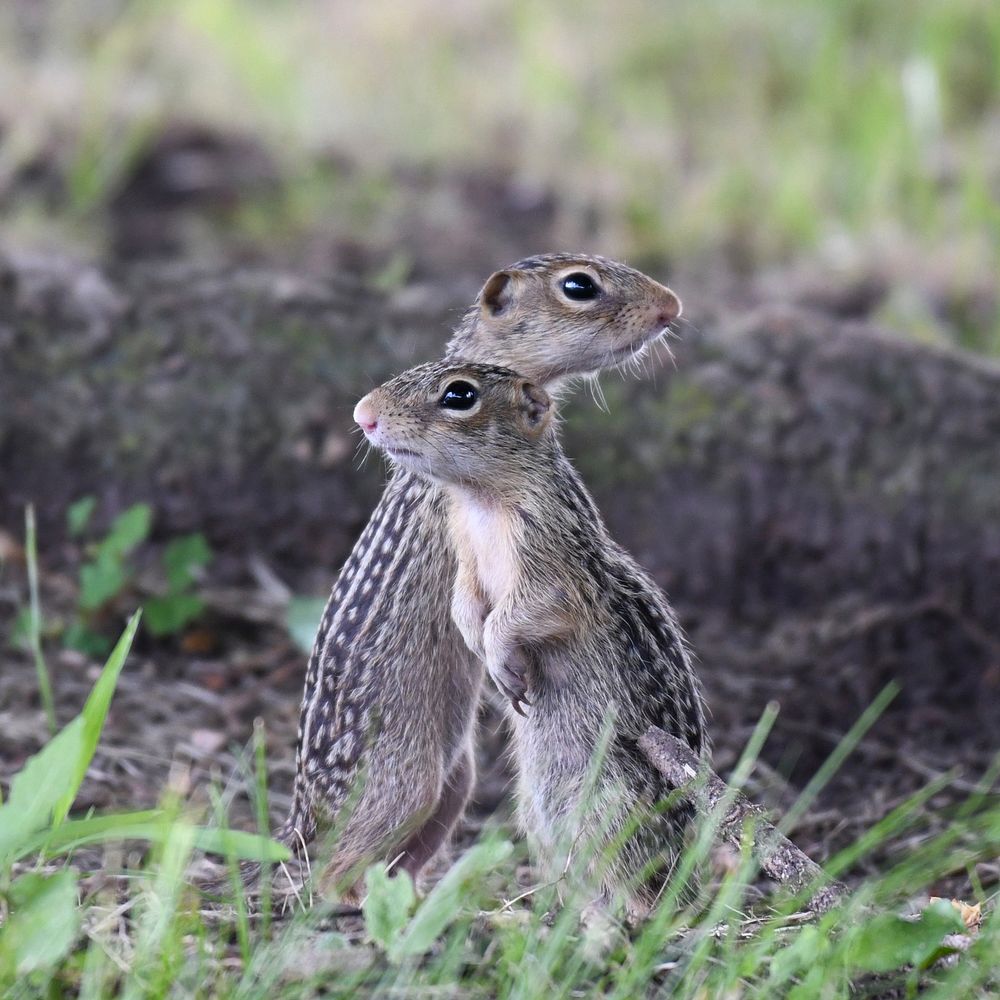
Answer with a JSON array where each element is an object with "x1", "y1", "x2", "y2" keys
[
  {"x1": 491, "y1": 667, "x2": 529, "y2": 716},
  {"x1": 489, "y1": 651, "x2": 531, "y2": 717}
]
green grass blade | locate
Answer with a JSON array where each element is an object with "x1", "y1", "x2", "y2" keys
[
  {"x1": 780, "y1": 682, "x2": 898, "y2": 836},
  {"x1": 25, "y1": 505, "x2": 56, "y2": 736},
  {"x1": 13, "y1": 809, "x2": 291, "y2": 864},
  {"x1": 53, "y1": 610, "x2": 141, "y2": 824}
]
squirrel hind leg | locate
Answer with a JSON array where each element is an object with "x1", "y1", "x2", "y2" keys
[
  {"x1": 316, "y1": 757, "x2": 446, "y2": 899},
  {"x1": 395, "y1": 743, "x2": 475, "y2": 880}
]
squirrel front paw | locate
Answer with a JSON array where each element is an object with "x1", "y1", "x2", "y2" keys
[{"x1": 488, "y1": 649, "x2": 531, "y2": 717}]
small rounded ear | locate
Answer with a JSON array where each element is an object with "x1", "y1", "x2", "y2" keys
[
  {"x1": 480, "y1": 270, "x2": 517, "y2": 318},
  {"x1": 519, "y1": 381, "x2": 552, "y2": 437}
]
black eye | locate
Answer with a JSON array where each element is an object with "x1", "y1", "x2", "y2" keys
[
  {"x1": 439, "y1": 380, "x2": 479, "y2": 410},
  {"x1": 561, "y1": 272, "x2": 600, "y2": 301}
]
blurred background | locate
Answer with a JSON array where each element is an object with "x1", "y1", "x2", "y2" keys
[
  {"x1": 1, "y1": 0, "x2": 998, "y2": 320},
  {"x1": 2, "y1": 0, "x2": 999, "y2": 862}
]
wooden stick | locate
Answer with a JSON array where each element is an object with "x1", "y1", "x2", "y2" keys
[{"x1": 639, "y1": 726, "x2": 847, "y2": 913}]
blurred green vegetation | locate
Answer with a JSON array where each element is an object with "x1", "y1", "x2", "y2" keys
[
  {"x1": 2, "y1": 2, "x2": 998, "y2": 263},
  {"x1": 12, "y1": 500, "x2": 213, "y2": 658},
  {"x1": 3, "y1": 639, "x2": 999, "y2": 996},
  {"x1": 1, "y1": 0, "x2": 998, "y2": 349}
]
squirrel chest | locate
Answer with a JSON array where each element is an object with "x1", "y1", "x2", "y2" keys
[{"x1": 449, "y1": 495, "x2": 520, "y2": 608}]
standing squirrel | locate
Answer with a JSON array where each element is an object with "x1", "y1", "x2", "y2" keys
[
  {"x1": 250, "y1": 256, "x2": 683, "y2": 898},
  {"x1": 355, "y1": 362, "x2": 708, "y2": 916}
]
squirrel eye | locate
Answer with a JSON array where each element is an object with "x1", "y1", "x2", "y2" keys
[
  {"x1": 561, "y1": 272, "x2": 600, "y2": 301},
  {"x1": 439, "y1": 380, "x2": 479, "y2": 410}
]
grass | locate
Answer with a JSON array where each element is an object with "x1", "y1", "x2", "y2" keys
[
  {"x1": 0, "y1": 0, "x2": 998, "y2": 351},
  {"x1": 2, "y1": 517, "x2": 999, "y2": 997},
  {"x1": 2, "y1": 683, "x2": 998, "y2": 997},
  {"x1": 24, "y1": 507, "x2": 55, "y2": 737}
]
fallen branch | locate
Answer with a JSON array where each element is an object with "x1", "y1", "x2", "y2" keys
[{"x1": 639, "y1": 726, "x2": 847, "y2": 913}]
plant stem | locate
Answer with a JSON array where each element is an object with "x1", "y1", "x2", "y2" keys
[{"x1": 26, "y1": 504, "x2": 57, "y2": 735}]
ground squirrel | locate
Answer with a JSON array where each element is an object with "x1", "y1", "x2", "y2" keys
[
  {"x1": 268, "y1": 256, "x2": 683, "y2": 898},
  {"x1": 355, "y1": 362, "x2": 708, "y2": 916}
]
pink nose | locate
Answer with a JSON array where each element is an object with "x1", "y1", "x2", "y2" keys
[
  {"x1": 655, "y1": 287, "x2": 682, "y2": 327},
  {"x1": 354, "y1": 397, "x2": 379, "y2": 434}
]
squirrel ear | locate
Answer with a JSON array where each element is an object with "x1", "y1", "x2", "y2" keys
[
  {"x1": 480, "y1": 271, "x2": 516, "y2": 318},
  {"x1": 519, "y1": 381, "x2": 552, "y2": 436}
]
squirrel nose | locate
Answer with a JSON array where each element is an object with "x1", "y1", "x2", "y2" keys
[
  {"x1": 354, "y1": 397, "x2": 379, "y2": 434},
  {"x1": 656, "y1": 286, "x2": 682, "y2": 326}
]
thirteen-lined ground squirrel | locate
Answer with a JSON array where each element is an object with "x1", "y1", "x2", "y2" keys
[
  {"x1": 269, "y1": 256, "x2": 682, "y2": 898},
  {"x1": 355, "y1": 362, "x2": 708, "y2": 917}
]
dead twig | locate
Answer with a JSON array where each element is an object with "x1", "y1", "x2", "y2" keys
[{"x1": 639, "y1": 726, "x2": 847, "y2": 913}]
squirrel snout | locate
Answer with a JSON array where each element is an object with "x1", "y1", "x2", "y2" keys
[
  {"x1": 354, "y1": 397, "x2": 379, "y2": 435},
  {"x1": 655, "y1": 287, "x2": 682, "y2": 327}
]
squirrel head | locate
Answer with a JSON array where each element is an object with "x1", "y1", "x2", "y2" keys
[
  {"x1": 445, "y1": 253, "x2": 682, "y2": 392},
  {"x1": 355, "y1": 362, "x2": 554, "y2": 490}
]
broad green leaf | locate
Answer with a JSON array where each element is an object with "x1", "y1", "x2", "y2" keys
[
  {"x1": 0, "y1": 716, "x2": 86, "y2": 864},
  {"x1": 0, "y1": 870, "x2": 79, "y2": 979},
  {"x1": 100, "y1": 503, "x2": 152, "y2": 559},
  {"x1": 144, "y1": 594, "x2": 205, "y2": 636},
  {"x1": 67, "y1": 496, "x2": 97, "y2": 537},
  {"x1": 363, "y1": 864, "x2": 416, "y2": 950},
  {"x1": 0, "y1": 614, "x2": 139, "y2": 863},
  {"x1": 162, "y1": 533, "x2": 212, "y2": 593},
  {"x1": 843, "y1": 901, "x2": 963, "y2": 973},
  {"x1": 54, "y1": 611, "x2": 141, "y2": 823},
  {"x1": 391, "y1": 839, "x2": 513, "y2": 960},
  {"x1": 286, "y1": 596, "x2": 326, "y2": 654},
  {"x1": 79, "y1": 550, "x2": 127, "y2": 610}
]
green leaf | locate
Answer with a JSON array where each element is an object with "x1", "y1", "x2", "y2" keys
[
  {"x1": 0, "y1": 714, "x2": 87, "y2": 865},
  {"x1": 843, "y1": 901, "x2": 964, "y2": 973},
  {"x1": 769, "y1": 924, "x2": 826, "y2": 984},
  {"x1": 0, "y1": 870, "x2": 80, "y2": 979},
  {"x1": 100, "y1": 503, "x2": 152, "y2": 559},
  {"x1": 362, "y1": 864, "x2": 417, "y2": 950},
  {"x1": 390, "y1": 839, "x2": 513, "y2": 960},
  {"x1": 144, "y1": 594, "x2": 205, "y2": 637},
  {"x1": 17, "y1": 810, "x2": 166, "y2": 859},
  {"x1": 67, "y1": 496, "x2": 97, "y2": 537},
  {"x1": 54, "y1": 611, "x2": 141, "y2": 824},
  {"x1": 193, "y1": 827, "x2": 291, "y2": 863},
  {"x1": 0, "y1": 614, "x2": 138, "y2": 863},
  {"x1": 63, "y1": 621, "x2": 113, "y2": 658},
  {"x1": 162, "y1": 533, "x2": 212, "y2": 593},
  {"x1": 286, "y1": 596, "x2": 327, "y2": 654},
  {"x1": 17, "y1": 810, "x2": 290, "y2": 864},
  {"x1": 788, "y1": 964, "x2": 827, "y2": 1000},
  {"x1": 79, "y1": 550, "x2": 127, "y2": 610}
]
